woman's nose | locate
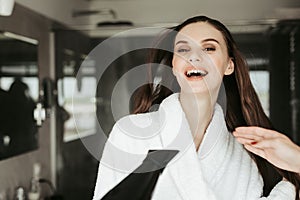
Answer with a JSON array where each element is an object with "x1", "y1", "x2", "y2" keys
[
  {"x1": 188, "y1": 53, "x2": 201, "y2": 62},
  {"x1": 189, "y1": 57, "x2": 200, "y2": 62}
]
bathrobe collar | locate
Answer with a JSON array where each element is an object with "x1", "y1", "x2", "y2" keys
[
  {"x1": 156, "y1": 93, "x2": 228, "y2": 199},
  {"x1": 158, "y1": 93, "x2": 228, "y2": 158}
]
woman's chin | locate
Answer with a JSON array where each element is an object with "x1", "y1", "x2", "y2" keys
[
  {"x1": 176, "y1": 76, "x2": 220, "y2": 96},
  {"x1": 180, "y1": 84, "x2": 220, "y2": 98},
  {"x1": 181, "y1": 87, "x2": 210, "y2": 95}
]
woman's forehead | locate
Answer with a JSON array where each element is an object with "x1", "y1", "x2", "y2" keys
[{"x1": 175, "y1": 22, "x2": 225, "y2": 44}]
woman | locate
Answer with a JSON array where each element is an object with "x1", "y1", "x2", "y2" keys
[{"x1": 93, "y1": 16, "x2": 299, "y2": 199}]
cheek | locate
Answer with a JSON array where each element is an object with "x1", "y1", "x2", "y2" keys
[
  {"x1": 172, "y1": 56, "x2": 185, "y2": 73},
  {"x1": 208, "y1": 55, "x2": 228, "y2": 75}
]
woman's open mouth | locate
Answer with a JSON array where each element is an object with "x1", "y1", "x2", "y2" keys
[{"x1": 185, "y1": 69, "x2": 208, "y2": 78}]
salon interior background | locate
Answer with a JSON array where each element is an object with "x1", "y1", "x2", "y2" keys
[{"x1": 0, "y1": 0, "x2": 300, "y2": 199}]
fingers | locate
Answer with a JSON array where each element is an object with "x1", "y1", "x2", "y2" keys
[
  {"x1": 233, "y1": 126, "x2": 279, "y2": 139},
  {"x1": 234, "y1": 126, "x2": 269, "y2": 137},
  {"x1": 235, "y1": 133, "x2": 274, "y2": 149},
  {"x1": 235, "y1": 137, "x2": 255, "y2": 145},
  {"x1": 233, "y1": 131, "x2": 262, "y2": 142},
  {"x1": 233, "y1": 126, "x2": 263, "y2": 141},
  {"x1": 244, "y1": 144, "x2": 266, "y2": 159},
  {"x1": 249, "y1": 139, "x2": 273, "y2": 149}
]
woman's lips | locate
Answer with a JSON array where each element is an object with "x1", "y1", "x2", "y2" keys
[{"x1": 184, "y1": 67, "x2": 208, "y2": 80}]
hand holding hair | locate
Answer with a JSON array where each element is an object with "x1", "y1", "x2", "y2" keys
[{"x1": 233, "y1": 126, "x2": 300, "y2": 174}]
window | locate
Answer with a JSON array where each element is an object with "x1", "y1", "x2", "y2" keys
[
  {"x1": 249, "y1": 70, "x2": 270, "y2": 116},
  {"x1": 58, "y1": 77, "x2": 97, "y2": 142}
]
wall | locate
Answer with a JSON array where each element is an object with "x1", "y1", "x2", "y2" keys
[
  {"x1": 15, "y1": 0, "x2": 90, "y2": 26},
  {"x1": 0, "y1": 4, "x2": 53, "y2": 198},
  {"x1": 15, "y1": 0, "x2": 300, "y2": 37},
  {"x1": 87, "y1": 0, "x2": 300, "y2": 24},
  {"x1": 269, "y1": 20, "x2": 300, "y2": 145}
]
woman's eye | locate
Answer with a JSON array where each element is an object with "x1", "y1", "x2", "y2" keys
[
  {"x1": 177, "y1": 48, "x2": 190, "y2": 53},
  {"x1": 203, "y1": 47, "x2": 216, "y2": 52}
]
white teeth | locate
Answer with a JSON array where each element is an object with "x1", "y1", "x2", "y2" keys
[{"x1": 186, "y1": 69, "x2": 208, "y2": 77}]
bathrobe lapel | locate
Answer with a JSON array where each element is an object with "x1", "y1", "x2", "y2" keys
[{"x1": 157, "y1": 93, "x2": 218, "y2": 199}]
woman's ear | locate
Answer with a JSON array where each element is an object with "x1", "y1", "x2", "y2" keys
[{"x1": 224, "y1": 58, "x2": 234, "y2": 75}]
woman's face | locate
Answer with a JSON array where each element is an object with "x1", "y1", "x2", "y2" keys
[{"x1": 172, "y1": 22, "x2": 234, "y2": 95}]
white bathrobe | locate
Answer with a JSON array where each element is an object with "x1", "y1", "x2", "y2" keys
[{"x1": 93, "y1": 93, "x2": 296, "y2": 200}]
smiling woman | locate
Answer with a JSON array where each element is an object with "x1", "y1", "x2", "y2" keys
[
  {"x1": 93, "y1": 16, "x2": 300, "y2": 200},
  {"x1": 172, "y1": 22, "x2": 234, "y2": 97}
]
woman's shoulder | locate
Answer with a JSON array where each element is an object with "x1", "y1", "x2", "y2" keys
[
  {"x1": 115, "y1": 111, "x2": 160, "y2": 131},
  {"x1": 108, "y1": 111, "x2": 162, "y2": 146},
  {"x1": 107, "y1": 93, "x2": 180, "y2": 149}
]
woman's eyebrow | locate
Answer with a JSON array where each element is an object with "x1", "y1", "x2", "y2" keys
[
  {"x1": 175, "y1": 40, "x2": 188, "y2": 45},
  {"x1": 202, "y1": 38, "x2": 220, "y2": 44},
  {"x1": 175, "y1": 38, "x2": 219, "y2": 46}
]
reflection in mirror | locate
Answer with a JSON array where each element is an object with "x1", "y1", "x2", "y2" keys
[
  {"x1": 58, "y1": 77, "x2": 97, "y2": 142},
  {"x1": 0, "y1": 31, "x2": 39, "y2": 160},
  {"x1": 57, "y1": 49, "x2": 97, "y2": 142}
]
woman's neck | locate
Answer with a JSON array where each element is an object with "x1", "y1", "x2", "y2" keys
[{"x1": 179, "y1": 92, "x2": 214, "y2": 151}]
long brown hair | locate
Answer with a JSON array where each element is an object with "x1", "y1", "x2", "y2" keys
[{"x1": 132, "y1": 16, "x2": 300, "y2": 198}]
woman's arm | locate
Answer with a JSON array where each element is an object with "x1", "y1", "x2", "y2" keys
[{"x1": 233, "y1": 126, "x2": 300, "y2": 174}]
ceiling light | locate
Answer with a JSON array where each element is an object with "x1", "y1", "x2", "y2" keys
[{"x1": 97, "y1": 21, "x2": 134, "y2": 27}]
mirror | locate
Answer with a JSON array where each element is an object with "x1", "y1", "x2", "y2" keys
[{"x1": 0, "y1": 31, "x2": 39, "y2": 160}]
